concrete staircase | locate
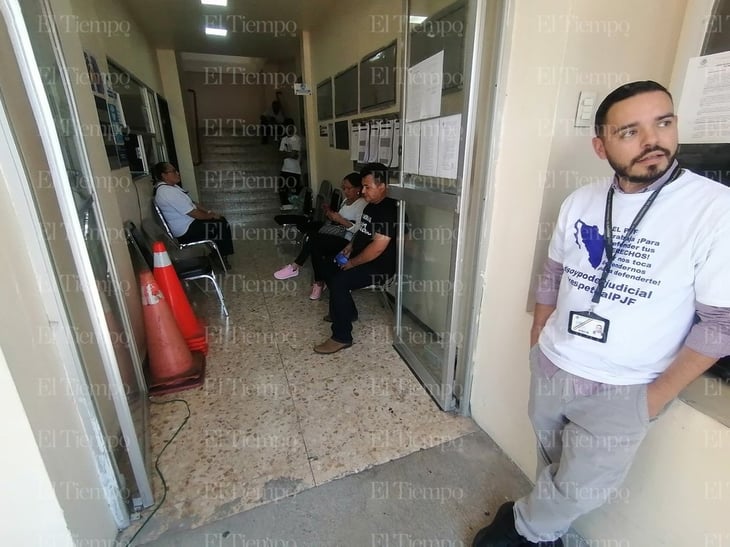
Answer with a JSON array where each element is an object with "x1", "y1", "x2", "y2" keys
[{"x1": 195, "y1": 134, "x2": 282, "y2": 227}]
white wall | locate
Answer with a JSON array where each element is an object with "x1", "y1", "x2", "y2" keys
[
  {"x1": 470, "y1": 0, "x2": 730, "y2": 544},
  {"x1": 305, "y1": 0, "x2": 401, "y2": 189},
  {"x1": 0, "y1": 348, "x2": 74, "y2": 547}
]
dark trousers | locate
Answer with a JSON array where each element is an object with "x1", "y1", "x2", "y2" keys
[
  {"x1": 179, "y1": 217, "x2": 234, "y2": 257},
  {"x1": 325, "y1": 264, "x2": 389, "y2": 344},
  {"x1": 260, "y1": 116, "x2": 284, "y2": 144},
  {"x1": 278, "y1": 172, "x2": 301, "y2": 206},
  {"x1": 305, "y1": 233, "x2": 349, "y2": 277}
]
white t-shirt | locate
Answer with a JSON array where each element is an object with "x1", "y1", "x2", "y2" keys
[
  {"x1": 540, "y1": 170, "x2": 730, "y2": 384},
  {"x1": 279, "y1": 134, "x2": 301, "y2": 175},
  {"x1": 154, "y1": 183, "x2": 195, "y2": 237},
  {"x1": 338, "y1": 197, "x2": 367, "y2": 241}
]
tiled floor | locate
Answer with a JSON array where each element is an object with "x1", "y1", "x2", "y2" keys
[{"x1": 120, "y1": 234, "x2": 477, "y2": 545}]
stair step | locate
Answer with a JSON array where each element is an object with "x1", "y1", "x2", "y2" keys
[
  {"x1": 201, "y1": 195, "x2": 278, "y2": 207},
  {"x1": 228, "y1": 212, "x2": 284, "y2": 226},
  {"x1": 200, "y1": 185, "x2": 278, "y2": 196},
  {"x1": 193, "y1": 132, "x2": 286, "y2": 226}
]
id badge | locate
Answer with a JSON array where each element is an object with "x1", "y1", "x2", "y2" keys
[{"x1": 568, "y1": 311, "x2": 609, "y2": 343}]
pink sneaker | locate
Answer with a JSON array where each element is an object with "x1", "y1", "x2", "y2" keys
[
  {"x1": 309, "y1": 283, "x2": 325, "y2": 300},
  {"x1": 274, "y1": 264, "x2": 299, "y2": 280}
]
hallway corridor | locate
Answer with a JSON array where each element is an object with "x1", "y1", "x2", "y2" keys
[{"x1": 120, "y1": 234, "x2": 477, "y2": 544}]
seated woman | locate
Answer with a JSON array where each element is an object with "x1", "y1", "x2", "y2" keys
[
  {"x1": 152, "y1": 162, "x2": 234, "y2": 268},
  {"x1": 273, "y1": 173, "x2": 366, "y2": 300}
]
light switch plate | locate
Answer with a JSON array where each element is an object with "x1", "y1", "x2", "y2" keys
[{"x1": 575, "y1": 91, "x2": 598, "y2": 128}]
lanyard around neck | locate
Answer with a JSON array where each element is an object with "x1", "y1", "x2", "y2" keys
[{"x1": 591, "y1": 165, "x2": 682, "y2": 305}]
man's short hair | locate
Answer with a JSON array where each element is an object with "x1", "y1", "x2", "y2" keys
[
  {"x1": 360, "y1": 162, "x2": 389, "y2": 184},
  {"x1": 594, "y1": 80, "x2": 673, "y2": 136}
]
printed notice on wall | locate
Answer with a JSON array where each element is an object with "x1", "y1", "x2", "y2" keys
[
  {"x1": 406, "y1": 50, "x2": 444, "y2": 122},
  {"x1": 437, "y1": 114, "x2": 461, "y2": 179},
  {"x1": 403, "y1": 122, "x2": 421, "y2": 174},
  {"x1": 677, "y1": 51, "x2": 730, "y2": 144},
  {"x1": 350, "y1": 124, "x2": 360, "y2": 161},
  {"x1": 418, "y1": 119, "x2": 440, "y2": 177}
]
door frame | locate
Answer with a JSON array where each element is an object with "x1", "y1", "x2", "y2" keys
[
  {"x1": 392, "y1": 0, "x2": 510, "y2": 412},
  {"x1": 1, "y1": 0, "x2": 154, "y2": 520}
]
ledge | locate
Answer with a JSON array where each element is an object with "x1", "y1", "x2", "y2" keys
[{"x1": 679, "y1": 373, "x2": 730, "y2": 428}]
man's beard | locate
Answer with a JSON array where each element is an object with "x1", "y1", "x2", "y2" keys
[{"x1": 607, "y1": 146, "x2": 677, "y2": 184}]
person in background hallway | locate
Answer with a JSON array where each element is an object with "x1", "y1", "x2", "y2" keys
[
  {"x1": 278, "y1": 119, "x2": 302, "y2": 206},
  {"x1": 260, "y1": 99, "x2": 285, "y2": 144},
  {"x1": 313, "y1": 163, "x2": 399, "y2": 355},
  {"x1": 274, "y1": 173, "x2": 367, "y2": 300},
  {"x1": 472, "y1": 81, "x2": 730, "y2": 546},
  {"x1": 152, "y1": 162, "x2": 234, "y2": 269}
]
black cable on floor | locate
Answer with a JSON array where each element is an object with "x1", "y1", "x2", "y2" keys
[{"x1": 124, "y1": 398, "x2": 191, "y2": 547}]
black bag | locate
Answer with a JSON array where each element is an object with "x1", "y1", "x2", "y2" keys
[{"x1": 317, "y1": 222, "x2": 348, "y2": 238}]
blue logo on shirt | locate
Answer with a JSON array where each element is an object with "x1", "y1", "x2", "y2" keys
[{"x1": 574, "y1": 220, "x2": 605, "y2": 268}]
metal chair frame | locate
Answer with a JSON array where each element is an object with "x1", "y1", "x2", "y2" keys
[
  {"x1": 128, "y1": 220, "x2": 229, "y2": 316},
  {"x1": 152, "y1": 202, "x2": 227, "y2": 273}
]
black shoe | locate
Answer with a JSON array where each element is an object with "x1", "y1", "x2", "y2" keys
[
  {"x1": 222, "y1": 257, "x2": 232, "y2": 269},
  {"x1": 323, "y1": 313, "x2": 358, "y2": 322},
  {"x1": 472, "y1": 502, "x2": 523, "y2": 547},
  {"x1": 472, "y1": 502, "x2": 564, "y2": 547}
]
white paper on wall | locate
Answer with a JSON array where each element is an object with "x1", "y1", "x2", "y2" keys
[
  {"x1": 677, "y1": 51, "x2": 730, "y2": 144},
  {"x1": 403, "y1": 121, "x2": 421, "y2": 174},
  {"x1": 358, "y1": 125, "x2": 370, "y2": 163},
  {"x1": 367, "y1": 121, "x2": 380, "y2": 163},
  {"x1": 406, "y1": 50, "x2": 444, "y2": 122},
  {"x1": 390, "y1": 120, "x2": 401, "y2": 168},
  {"x1": 418, "y1": 118, "x2": 440, "y2": 177},
  {"x1": 378, "y1": 120, "x2": 393, "y2": 166},
  {"x1": 350, "y1": 123, "x2": 359, "y2": 161},
  {"x1": 437, "y1": 114, "x2": 462, "y2": 179}
]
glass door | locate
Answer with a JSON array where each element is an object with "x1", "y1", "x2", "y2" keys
[
  {"x1": 7, "y1": 0, "x2": 153, "y2": 515},
  {"x1": 391, "y1": 0, "x2": 497, "y2": 410}
]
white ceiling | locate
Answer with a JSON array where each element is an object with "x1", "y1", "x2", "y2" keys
[{"x1": 122, "y1": 0, "x2": 336, "y2": 62}]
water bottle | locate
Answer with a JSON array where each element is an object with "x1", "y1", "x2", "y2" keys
[{"x1": 334, "y1": 252, "x2": 349, "y2": 266}]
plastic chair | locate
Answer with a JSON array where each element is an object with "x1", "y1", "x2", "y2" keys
[
  {"x1": 151, "y1": 202, "x2": 227, "y2": 273},
  {"x1": 128, "y1": 220, "x2": 229, "y2": 316}
]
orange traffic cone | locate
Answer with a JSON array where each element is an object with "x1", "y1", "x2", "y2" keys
[
  {"x1": 151, "y1": 241, "x2": 209, "y2": 355},
  {"x1": 139, "y1": 271, "x2": 205, "y2": 395}
]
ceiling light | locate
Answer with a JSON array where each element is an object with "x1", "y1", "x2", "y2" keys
[
  {"x1": 409, "y1": 16, "x2": 427, "y2": 24},
  {"x1": 202, "y1": 0, "x2": 228, "y2": 6},
  {"x1": 205, "y1": 27, "x2": 228, "y2": 37}
]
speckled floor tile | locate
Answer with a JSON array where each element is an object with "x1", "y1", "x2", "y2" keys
[{"x1": 120, "y1": 236, "x2": 477, "y2": 545}]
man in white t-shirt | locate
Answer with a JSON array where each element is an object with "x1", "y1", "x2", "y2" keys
[
  {"x1": 278, "y1": 119, "x2": 302, "y2": 206},
  {"x1": 473, "y1": 81, "x2": 730, "y2": 546}
]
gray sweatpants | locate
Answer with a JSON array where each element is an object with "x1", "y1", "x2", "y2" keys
[{"x1": 514, "y1": 346, "x2": 657, "y2": 543}]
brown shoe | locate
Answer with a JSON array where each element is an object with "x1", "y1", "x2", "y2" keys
[{"x1": 313, "y1": 338, "x2": 352, "y2": 354}]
